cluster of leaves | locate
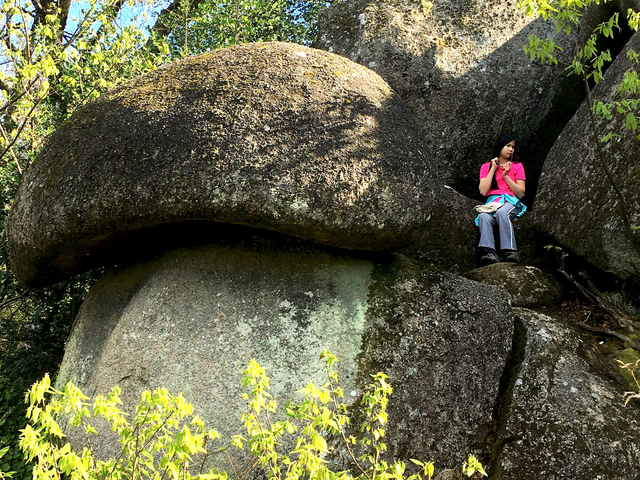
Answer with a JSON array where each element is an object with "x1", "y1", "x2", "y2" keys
[
  {"x1": 0, "y1": 0, "x2": 171, "y2": 178},
  {"x1": 518, "y1": 0, "x2": 640, "y2": 140},
  {"x1": 160, "y1": 0, "x2": 330, "y2": 58},
  {"x1": 9, "y1": 351, "x2": 486, "y2": 480}
]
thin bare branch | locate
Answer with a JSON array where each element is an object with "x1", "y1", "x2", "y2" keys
[
  {"x1": 0, "y1": 292, "x2": 30, "y2": 311},
  {"x1": 58, "y1": 0, "x2": 73, "y2": 34},
  {"x1": 146, "y1": 0, "x2": 206, "y2": 48},
  {"x1": 0, "y1": 121, "x2": 22, "y2": 174},
  {"x1": 326, "y1": 371, "x2": 369, "y2": 479},
  {"x1": 19, "y1": 4, "x2": 32, "y2": 63},
  {"x1": 0, "y1": 89, "x2": 45, "y2": 169},
  {"x1": 0, "y1": 76, "x2": 41, "y2": 115}
]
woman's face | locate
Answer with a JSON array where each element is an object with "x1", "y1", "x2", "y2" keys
[{"x1": 500, "y1": 141, "x2": 515, "y2": 159}]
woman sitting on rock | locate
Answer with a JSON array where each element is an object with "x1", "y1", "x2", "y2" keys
[{"x1": 476, "y1": 133, "x2": 526, "y2": 265}]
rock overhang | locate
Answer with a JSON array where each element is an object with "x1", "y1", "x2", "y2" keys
[{"x1": 7, "y1": 41, "x2": 437, "y2": 287}]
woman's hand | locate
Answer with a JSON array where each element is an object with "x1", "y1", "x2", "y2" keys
[
  {"x1": 500, "y1": 161, "x2": 525, "y2": 198},
  {"x1": 490, "y1": 157, "x2": 499, "y2": 170}
]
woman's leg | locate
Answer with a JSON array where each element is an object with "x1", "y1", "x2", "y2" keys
[
  {"x1": 477, "y1": 212, "x2": 497, "y2": 250},
  {"x1": 494, "y1": 203, "x2": 517, "y2": 251}
]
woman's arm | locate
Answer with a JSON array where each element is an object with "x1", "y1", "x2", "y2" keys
[
  {"x1": 501, "y1": 162, "x2": 525, "y2": 198},
  {"x1": 504, "y1": 176, "x2": 525, "y2": 198},
  {"x1": 479, "y1": 158, "x2": 498, "y2": 196}
]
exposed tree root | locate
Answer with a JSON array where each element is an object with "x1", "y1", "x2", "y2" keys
[
  {"x1": 557, "y1": 267, "x2": 640, "y2": 335},
  {"x1": 577, "y1": 323, "x2": 640, "y2": 351}
]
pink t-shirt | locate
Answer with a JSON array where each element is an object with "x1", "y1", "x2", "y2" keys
[{"x1": 479, "y1": 162, "x2": 526, "y2": 197}]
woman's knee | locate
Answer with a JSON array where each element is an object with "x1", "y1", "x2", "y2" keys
[
  {"x1": 478, "y1": 213, "x2": 494, "y2": 225},
  {"x1": 495, "y1": 206, "x2": 514, "y2": 219}
]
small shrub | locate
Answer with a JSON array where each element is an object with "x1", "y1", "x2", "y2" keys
[{"x1": 10, "y1": 350, "x2": 484, "y2": 480}]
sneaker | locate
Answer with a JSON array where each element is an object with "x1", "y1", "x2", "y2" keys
[
  {"x1": 480, "y1": 252, "x2": 500, "y2": 265},
  {"x1": 504, "y1": 251, "x2": 520, "y2": 263}
]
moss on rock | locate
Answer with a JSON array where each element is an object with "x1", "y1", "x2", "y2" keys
[{"x1": 7, "y1": 42, "x2": 435, "y2": 287}]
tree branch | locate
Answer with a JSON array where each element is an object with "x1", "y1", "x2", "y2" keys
[
  {"x1": 146, "y1": 0, "x2": 206, "y2": 49},
  {"x1": 0, "y1": 89, "x2": 46, "y2": 170},
  {"x1": 578, "y1": 271, "x2": 639, "y2": 333},
  {"x1": 58, "y1": 0, "x2": 73, "y2": 34},
  {"x1": 584, "y1": 77, "x2": 635, "y2": 243},
  {"x1": 578, "y1": 323, "x2": 640, "y2": 350},
  {"x1": 0, "y1": 122, "x2": 22, "y2": 174},
  {"x1": 0, "y1": 292, "x2": 30, "y2": 312}
]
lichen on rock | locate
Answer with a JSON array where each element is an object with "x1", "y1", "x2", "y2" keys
[{"x1": 7, "y1": 41, "x2": 435, "y2": 287}]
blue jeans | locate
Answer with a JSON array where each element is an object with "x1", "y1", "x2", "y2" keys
[{"x1": 477, "y1": 203, "x2": 517, "y2": 251}]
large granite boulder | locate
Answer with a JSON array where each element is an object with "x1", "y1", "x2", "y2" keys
[
  {"x1": 491, "y1": 308, "x2": 640, "y2": 479},
  {"x1": 7, "y1": 41, "x2": 435, "y2": 288},
  {"x1": 399, "y1": 185, "x2": 480, "y2": 273},
  {"x1": 314, "y1": 0, "x2": 627, "y2": 197},
  {"x1": 56, "y1": 230, "x2": 514, "y2": 470},
  {"x1": 464, "y1": 263, "x2": 563, "y2": 308},
  {"x1": 532, "y1": 31, "x2": 640, "y2": 281}
]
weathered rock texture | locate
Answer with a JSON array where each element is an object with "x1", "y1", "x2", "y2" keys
[
  {"x1": 399, "y1": 185, "x2": 480, "y2": 273},
  {"x1": 398, "y1": 190, "x2": 540, "y2": 274},
  {"x1": 492, "y1": 308, "x2": 640, "y2": 479},
  {"x1": 314, "y1": 0, "x2": 624, "y2": 197},
  {"x1": 56, "y1": 232, "x2": 514, "y2": 469},
  {"x1": 465, "y1": 263, "x2": 563, "y2": 308},
  {"x1": 7, "y1": 41, "x2": 435, "y2": 288},
  {"x1": 532, "y1": 30, "x2": 640, "y2": 281}
]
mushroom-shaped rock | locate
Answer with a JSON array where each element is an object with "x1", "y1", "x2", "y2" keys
[{"x1": 7, "y1": 42, "x2": 434, "y2": 287}]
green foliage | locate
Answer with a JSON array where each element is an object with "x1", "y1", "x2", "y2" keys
[
  {"x1": 20, "y1": 373, "x2": 223, "y2": 480},
  {"x1": 518, "y1": 0, "x2": 640, "y2": 140},
  {"x1": 0, "y1": 0, "x2": 170, "y2": 177},
  {"x1": 160, "y1": 0, "x2": 330, "y2": 58},
  {"x1": 461, "y1": 455, "x2": 486, "y2": 478},
  {"x1": 11, "y1": 351, "x2": 482, "y2": 480}
]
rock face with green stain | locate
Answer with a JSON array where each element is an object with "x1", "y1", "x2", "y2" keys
[
  {"x1": 56, "y1": 232, "x2": 514, "y2": 469},
  {"x1": 7, "y1": 42, "x2": 435, "y2": 288}
]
